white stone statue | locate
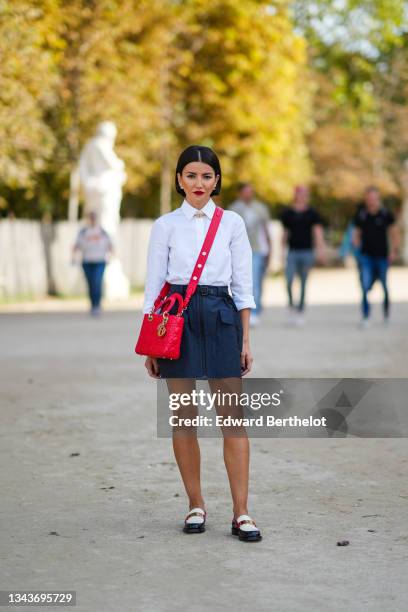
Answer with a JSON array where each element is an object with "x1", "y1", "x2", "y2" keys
[{"x1": 79, "y1": 121, "x2": 130, "y2": 298}]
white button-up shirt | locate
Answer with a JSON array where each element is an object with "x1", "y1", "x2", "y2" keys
[{"x1": 142, "y1": 197, "x2": 256, "y2": 313}]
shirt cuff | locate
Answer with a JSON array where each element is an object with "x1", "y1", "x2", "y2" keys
[
  {"x1": 142, "y1": 298, "x2": 155, "y2": 314},
  {"x1": 233, "y1": 295, "x2": 256, "y2": 310}
]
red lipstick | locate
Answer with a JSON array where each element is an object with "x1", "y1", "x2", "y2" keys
[{"x1": 193, "y1": 190, "x2": 204, "y2": 195}]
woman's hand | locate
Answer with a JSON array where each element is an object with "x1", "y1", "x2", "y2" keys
[
  {"x1": 240, "y1": 340, "x2": 253, "y2": 376},
  {"x1": 145, "y1": 357, "x2": 160, "y2": 379}
]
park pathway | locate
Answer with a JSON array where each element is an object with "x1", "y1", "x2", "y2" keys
[{"x1": 1, "y1": 269, "x2": 407, "y2": 611}]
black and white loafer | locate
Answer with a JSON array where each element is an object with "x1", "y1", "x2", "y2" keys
[
  {"x1": 231, "y1": 514, "x2": 262, "y2": 542},
  {"x1": 183, "y1": 507, "x2": 206, "y2": 534}
]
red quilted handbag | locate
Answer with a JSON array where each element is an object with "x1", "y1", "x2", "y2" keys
[
  {"x1": 135, "y1": 207, "x2": 223, "y2": 360},
  {"x1": 135, "y1": 290, "x2": 185, "y2": 359}
]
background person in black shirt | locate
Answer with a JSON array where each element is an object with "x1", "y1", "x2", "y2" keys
[
  {"x1": 353, "y1": 186, "x2": 399, "y2": 327},
  {"x1": 281, "y1": 185, "x2": 326, "y2": 325}
]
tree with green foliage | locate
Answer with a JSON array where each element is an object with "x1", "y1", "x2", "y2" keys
[
  {"x1": 0, "y1": 0, "x2": 59, "y2": 212},
  {"x1": 1, "y1": 0, "x2": 311, "y2": 218},
  {"x1": 292, "y1": 0, "x2": 407, "y2": 207},
  {"x1": 157, "y1": 0, "x2": 312, "y2": 211}
]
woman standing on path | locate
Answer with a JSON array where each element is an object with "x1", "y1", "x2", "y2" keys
[
  {"x1": 73, "y1": 211, "x2": 112, "y2": 316},
  {"x1": 142, "y1": 145, "x2": 262, "y2": 542}
]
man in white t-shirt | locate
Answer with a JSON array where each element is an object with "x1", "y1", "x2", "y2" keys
[
  {"x1": 229, "y1": 183, "x2": 271, "y2": 326},
  {"x1": 73, "y1": 211, "x2": 113, "y2": 315}
]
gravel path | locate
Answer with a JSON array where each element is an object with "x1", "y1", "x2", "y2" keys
[{"x1": 1, "y1": 272, "x2": 407, "y2": 611}]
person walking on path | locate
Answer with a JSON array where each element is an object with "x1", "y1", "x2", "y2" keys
[
  {"x1": 281, "y1": 185, "x2": 326, "y2": 326},
  {"x1": 73, "y1": 211, "x2": 113, "y2": 316},
  {"x1": 229, "y1": 183, "x2": 271, "y2": 327},
  {"x1": 352, "y1": 186, "x2": 399, "y2": 328},
  {"x1": 142, "y1": 145, "x2": 262, "y2": 542}
]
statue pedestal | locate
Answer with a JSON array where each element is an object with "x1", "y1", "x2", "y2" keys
[{"x1": 104, "y1": 257, "x2": 130, "y2": 300}]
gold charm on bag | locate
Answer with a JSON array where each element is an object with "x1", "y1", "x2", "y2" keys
[{"x1": 157, "y1": 312, "x2": 169, "y2": 337}]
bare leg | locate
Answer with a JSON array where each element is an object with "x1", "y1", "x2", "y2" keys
[
  {"x1": 166, "y1": 378, "x2": 205, "y2": 511},
  {"x1": 208, "y1": 377, "x2": 249, "y2": 519}
]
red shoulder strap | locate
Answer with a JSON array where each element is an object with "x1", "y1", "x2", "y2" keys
[
  {"x1": 183, "y1": 206, "x2": 223, "y2": 309},
  {"x1": 153, "y1": 281, "x2": 171, "y2": 311}
]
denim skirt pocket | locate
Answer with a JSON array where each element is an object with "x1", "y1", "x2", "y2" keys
[
  {"x1": 218, "y1": 308, "x2": 242, "y2": 356},
  {"x1": 219, "y1": 308, "x2": 235, "y2": 325}
]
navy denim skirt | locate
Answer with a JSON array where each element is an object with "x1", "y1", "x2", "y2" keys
[{"x1": 157, "y1": 285, "x2": 243, "y2": 379}]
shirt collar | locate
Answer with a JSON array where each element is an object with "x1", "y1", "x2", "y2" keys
[{"x1": 181, "y1": 198, "x2": 216, "y2": 220}]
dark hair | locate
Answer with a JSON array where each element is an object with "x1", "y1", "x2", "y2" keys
[
  {"x1": 175, "y1": 145, "x2": 222, "y2": 196},
  {"x1": 365, "y1": 185, "x2": 380, "y2": 194},
  {"x1": 237, "y1": 182, "x2": 252, "y2": 192}
]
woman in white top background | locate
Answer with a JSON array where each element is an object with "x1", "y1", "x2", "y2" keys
[
  {"x1": 142, "y1": 145, "x2": 262, "y2": 542},
  {"x1": 73, "y1": 211, "x2": 112, "y2": 316}
]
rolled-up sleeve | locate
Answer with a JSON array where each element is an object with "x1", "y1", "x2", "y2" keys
[
  {"x1": 142, "y1": 217, "x2": 170, "y2": 313},
  {"x1": 230, "y1": 214, "x2": 256, "y2": 310}
]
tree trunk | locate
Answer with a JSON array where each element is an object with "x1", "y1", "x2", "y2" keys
[
  {"x1": 401, "y1": 160, "x2": 408, "y2": 264},
  {"x1": 68, "y1": 165, "x2": 80, "y2": 221},
  {"x1": 160, "y1": 154, "x2": 172, "y2": 216}
]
